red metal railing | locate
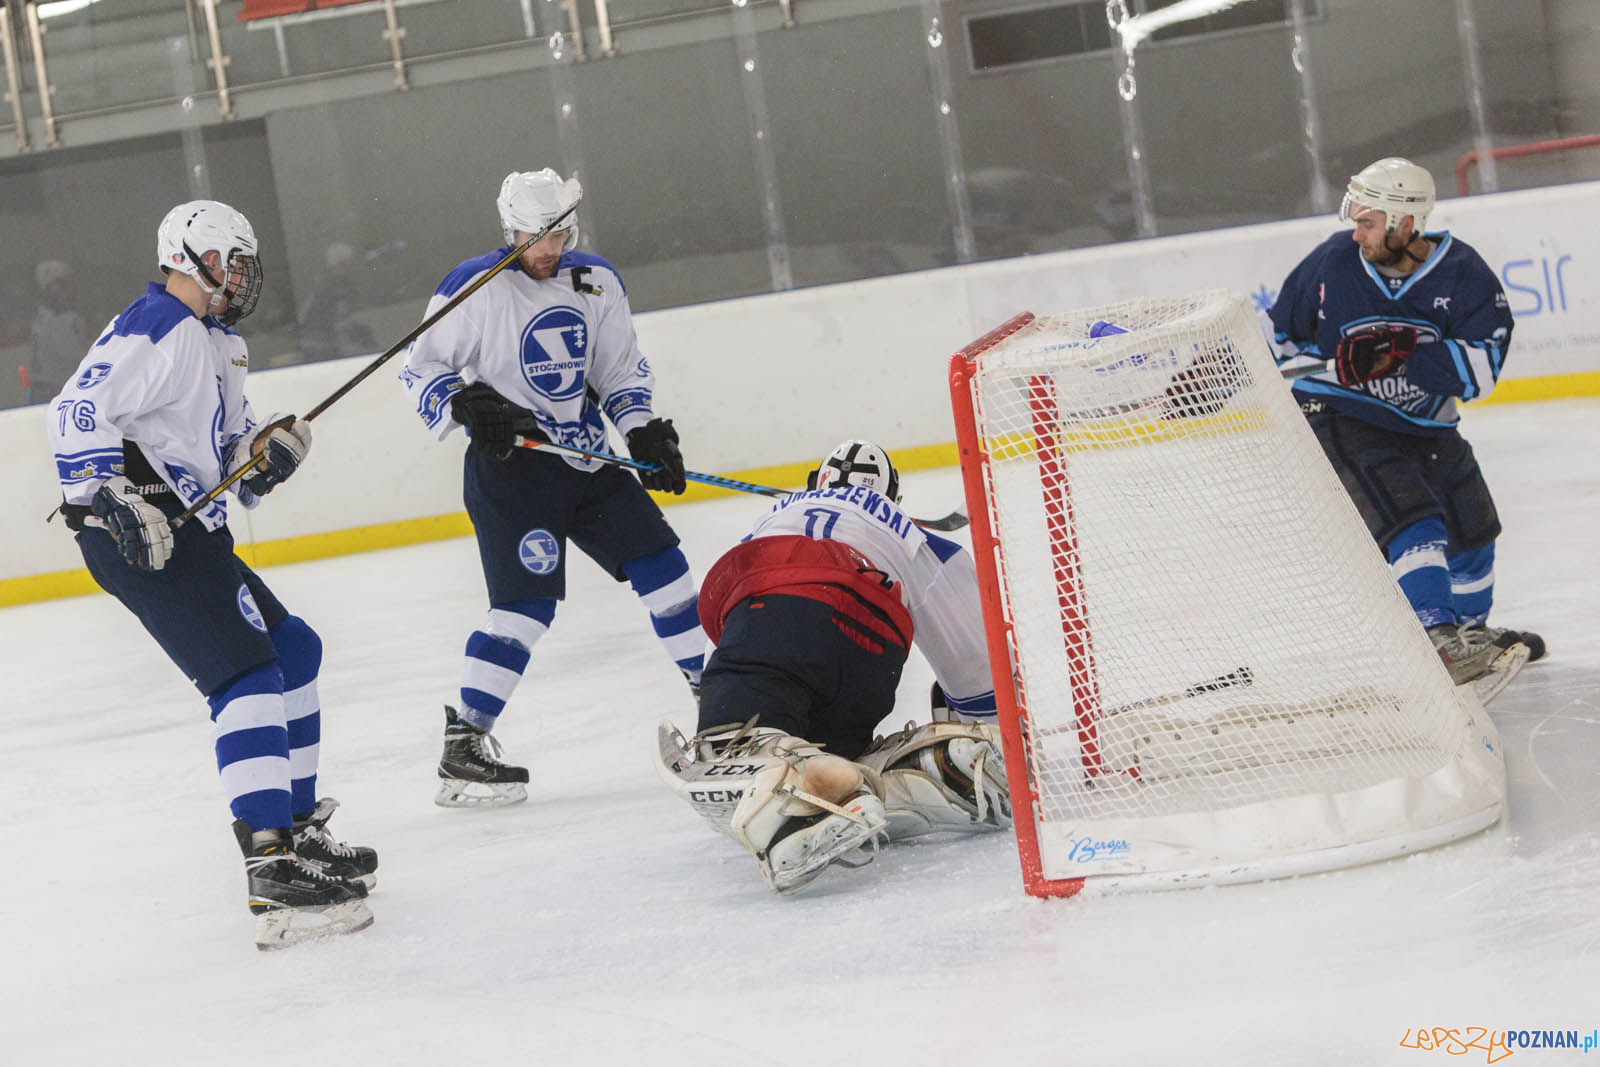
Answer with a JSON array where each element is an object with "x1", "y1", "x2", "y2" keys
[{"x1": 1455, "y1": 133, "x2": 1600, "y2": 195}]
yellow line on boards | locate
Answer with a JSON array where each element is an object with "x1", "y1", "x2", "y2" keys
[
  {"x1": 1470, "y1": 370, "x2": 1600, "y2": 406},
  {"x1": 1, "y1": 444, "x2": 963, "y2": 609},
  {"x1": 0, "y1": 371, "x2": 1589, "y2": 612}
]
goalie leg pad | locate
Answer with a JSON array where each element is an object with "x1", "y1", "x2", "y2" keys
[
  {"x1": 729, "y1": 752, "x2": 888, "y2": 894},
  {"x1": 858, "y1": 722, "x2": 1012, "y2": 840},
  {"x1": 655, "y1": 718, "x2": 821, "y2": 841}
]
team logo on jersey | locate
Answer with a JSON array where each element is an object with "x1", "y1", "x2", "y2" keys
[
  {"x1": 75, "y1": 362, "x2": 113, "y2": 390},
  {"x1": 518, "y1": 529, "x2": 561, "y2": 575},
  {"x1": 518, "y1": 306, "x2": 588, "y2": 403},
  {"x1": 237, "y1": 585, "x2": 267, "y2": 633}
]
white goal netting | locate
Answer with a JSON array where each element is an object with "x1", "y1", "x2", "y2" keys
[{"x1": 951, "y1": 291, "x2": 1505, "y2": 893}]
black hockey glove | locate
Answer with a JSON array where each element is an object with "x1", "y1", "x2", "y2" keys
[
  {"x1": 225, "y1": 414, "x2": 312, "y2": 500},
  {"x1": 89, "y1": 475, "x2": 175, "y2": 571},
  {"x1": 626, "y1": 417, "x2": 687, "y2": 495},
  {"x1": 1335, "y1": 326, "x2": 1417, "y2": 387},
  {"x1": 450, "y1": 383, "x2": 519, "y2": 459}
]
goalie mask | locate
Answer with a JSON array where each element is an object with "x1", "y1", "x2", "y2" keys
[
  {"x1": 497, "y1": 168, "x2": 583, "y2": 250},
  {"x1": 1339, "y1": 157, "x2": 1435, "y2": 233},
  {"x1": 156, "y1": 200, "x2": 263, "y2": 327},
  {"x1": 808, "y1": 440, "x2": 901, "y2": 504}
]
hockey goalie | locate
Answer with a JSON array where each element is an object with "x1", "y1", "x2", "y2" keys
[{"x1": 657, "y1": 440, "x2": 1011, "y2": 893}]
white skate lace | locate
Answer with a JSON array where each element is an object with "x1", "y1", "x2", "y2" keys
[
  {"x1": 248, "y1": 849, "x2": 344, "y2": 883},
  {"x1": 295, "y1": 855, "x2": 345, "y2": 882},
  {"x1": 303, "y1": 823, "x2": 357, "y2": 858},
  {"x1": 472, "y1": 730, "x2": 511, "y2": 766}
]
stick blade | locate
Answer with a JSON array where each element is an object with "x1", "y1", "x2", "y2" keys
[{"x1": 914, "y1": 510, "x2": 970, "y2": 532}]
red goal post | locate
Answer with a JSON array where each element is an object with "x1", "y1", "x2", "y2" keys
[{"x1": 948, "y1": 290, "x2": 1506, "y2": 899}]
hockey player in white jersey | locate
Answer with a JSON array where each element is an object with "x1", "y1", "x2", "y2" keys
[
  {"x1": 400, "y1": 168, "x2": 706, "y2": 807},
  {"x1": 46, "y1": 201, "x2": 376, "y2": 949},
  {"x1": 658, "y1": 440, "x2": 1010, "y2": 894}
]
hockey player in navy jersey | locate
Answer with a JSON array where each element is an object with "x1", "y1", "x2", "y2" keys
[
  {"x1": 401, "y1": 168, "x2": 706, "y2": 807},
  {"x1": 657, "y1": 441, "x2": 1010, "y2": 894},
  {"x1": 47, "y1": 201, "x2": 376, "y2": 949},
  {"x1": 1267, "y1": 157, "x2": 1540, "y2": 703}
]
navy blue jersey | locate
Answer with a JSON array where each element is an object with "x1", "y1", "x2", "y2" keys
[{"x1": 1268, "y1": 230, "x2": 1514, "y2": 436}]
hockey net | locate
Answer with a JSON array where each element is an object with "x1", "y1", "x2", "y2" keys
[{"x1": 948, "y1": 290, "x2": 1505, "y2": 897}]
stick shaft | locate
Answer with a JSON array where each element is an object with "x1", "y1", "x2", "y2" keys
[
  {"x1": 1280, "y1": 358, "x2": 1333, "y2": 380},
  {"x1": 513, "y1": 436, "x2": 968, "y2": 531},
  {"x1": 1038, "y1": 667, "x2": 1254, "y2": 737},
  {"x1": 514, "y1": 436, "x2": 788, "y2": 498}
]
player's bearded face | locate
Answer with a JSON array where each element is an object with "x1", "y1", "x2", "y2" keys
[
  {"x1": 516, "y1": 229, "x2": 569, "y2": 279},
  {"x1": 1350, "y1": 207, "x2": 1409, "y2": 267}
]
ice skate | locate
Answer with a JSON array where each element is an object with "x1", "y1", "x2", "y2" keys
[
  {"x1": 436, "y1": 706, "x2": 529, "y2": 807},
  {"x1": 234, "y1": 822, "x2": 373, "y2": 951},
  {"x1": 1429, "y1": 623, "x2": 1530, "y2": 705},
  {"x1": 1470, "y1": 623, "x2": 1546, "y2": 663},
  {"x1": 292, "y1": 797, "x2": 379, "y2": 888}
]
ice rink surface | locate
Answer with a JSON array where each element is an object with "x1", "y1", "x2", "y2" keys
[{"x1": 2, "y1": 398, "x2": 1596, "y2": 1066}]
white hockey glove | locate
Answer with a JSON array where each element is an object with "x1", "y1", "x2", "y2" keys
[
  {"x1": 88, "y1": 476, "x2": 175, "y2": 571},
  {"x1": 226, "y1": 414, "x2": 312, "y2": 502}
]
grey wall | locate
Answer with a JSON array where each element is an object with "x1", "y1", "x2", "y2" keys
[{"x1": 0, "y1": 0, "x2": 1589, "y2": 410}]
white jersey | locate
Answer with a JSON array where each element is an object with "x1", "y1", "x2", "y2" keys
[
  {"x1": 748, "y1": 485, "x2": 997, "y2": 718},
  {"x1": 47, "y1": 283, "x2": 259, "y2": 531},
  {"x1": 399, "y1": 249, "x2": 656, "y2": 470}
]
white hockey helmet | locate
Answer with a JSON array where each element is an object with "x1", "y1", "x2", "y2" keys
[
  {"x1": 156, "y1": 199, "x2": 263, "y2": 326},
  {"x1": 497, "y1": 168, "x2": 583, "y2": 250},
  {"x1": 809, "y1": 440, "x2": 901, "y2": 503},
  {"x1": 1339, "y1": 157, "x2": 1435, "y2": 233}
]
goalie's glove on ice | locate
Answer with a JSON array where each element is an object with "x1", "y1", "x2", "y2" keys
[
  {"x1": 450, "y1": 383, "x2": 520, "y2": 459},
  {"x1": 627, "y1": 417, "x2": 687, "y2": 494},
  {"x1": 90, "y1": 475, "x2": 174, "y2": 571},
  {"x1": 225, "y1": 414, "x2": 311, "y2": 500},
  {"x1": 1335, "y1": 325, "x2": 1416, "y2": 386}
]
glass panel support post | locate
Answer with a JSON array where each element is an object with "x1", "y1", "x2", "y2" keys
[
  {"x1": 922, "y1": 1, "x2": 975, "y2": 264},
  {"x1": 198, "y1": 0, "x2": 235, "y2": 119},
  {"x1": 1286, "y1": 0, "x2": 1332, "y2": 214},
  {"x1": 381, "y1": 0, "x2": 411, "y2": 90},
  {"x1": 1455, "y1": 0, "x2": 1498, "y2": 193},
  {"x1": 1, "y1": 3, "x2": 29, "y2": 152},
  {"x1": 22, "y1": 3, "x2": 57, "y2": 148},
  {"x1": 731, "y1": 0, "x2": 792, "y2": 293},
  {"x1": 592, "y1": 0, "x2": 616, "y2": 57}
]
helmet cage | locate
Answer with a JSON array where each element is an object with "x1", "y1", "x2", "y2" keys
[{"x1": 196, "y1": 246, "x2": 263, "y2": 327}]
